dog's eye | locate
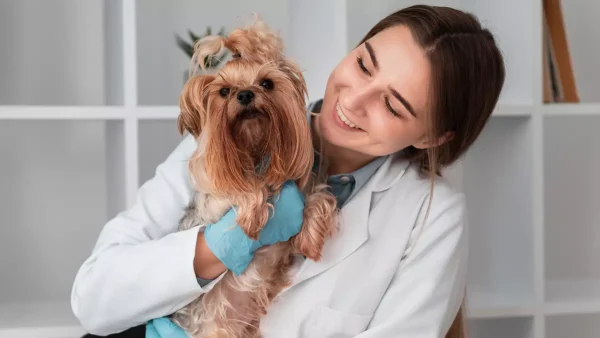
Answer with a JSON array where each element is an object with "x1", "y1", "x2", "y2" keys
[
  {"x1": 219, "y1": 87, "x2": 230, "y2": 97},
  {"x1": 260, "y1": 79, "x2": 274, "y2": 90}
]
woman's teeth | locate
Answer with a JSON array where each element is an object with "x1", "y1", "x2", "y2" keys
[{"x1": 336, "y1": 103, "x2": 361, "y2": 130}]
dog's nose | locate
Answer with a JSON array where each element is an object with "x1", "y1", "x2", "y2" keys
[{"x1": 237, "y1": 90, "x2": 255, "y2": 105}]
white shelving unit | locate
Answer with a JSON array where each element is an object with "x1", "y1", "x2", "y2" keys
[{"x1": 0, "y1": 1, "x2": 598, "y2": 337}]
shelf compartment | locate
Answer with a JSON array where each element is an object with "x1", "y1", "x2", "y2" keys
[
  {"x1": 468, "y1": 316, "x2": 534, "y2": 338},
  {"x1": 544, "y1": 116, "x2": 600, "y2": 312},
  {"x1": 546, "y1": 313, "x2": 600, "y2": 338},
  {"x1": 467, "y1": 289, "x2": 536, "y2": 319},
  {"x1": 461, "y1": 117, "x2": 535, "y2": 308},
  {"x1": 0, "y1": 120, "x2": 116, "y2": 336},
  {"x1": 545, "y1": 279, "x2": 600, "y2": 315},
  {"x1": 0, "y1": 0, "x2": 123, "y2": 106}
]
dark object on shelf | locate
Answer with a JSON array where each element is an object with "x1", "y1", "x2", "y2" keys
[{"x1": 543, "y1": 0, "x2": 579, "y2": 103}]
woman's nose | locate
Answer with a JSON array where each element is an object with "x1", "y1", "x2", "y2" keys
[{"x1": 341, "y1": 86, "x2": 371, "y2": 116}]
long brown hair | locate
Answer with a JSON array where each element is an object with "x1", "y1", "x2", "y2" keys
[{"x1": 357, "y1": 5, "x2": 506, "y2": 337}]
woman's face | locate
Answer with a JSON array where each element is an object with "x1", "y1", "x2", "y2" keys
[{"x1": 317, "y1": 25, "x2": 433, "y2": 158}]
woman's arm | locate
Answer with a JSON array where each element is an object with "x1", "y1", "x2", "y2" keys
[
  {"x1": 71, "y1": 135, "x2": 222, "y2": 335},
  {"x1": 355, "y1": 190, "x2": 468, "y2": 337}
]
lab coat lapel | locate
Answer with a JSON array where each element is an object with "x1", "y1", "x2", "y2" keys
[
  {"x1": 292, "y1": 182, "x2": 372, "y2": 285},
  {"x1": 291, "y1": 153, "x2": 412, "y2": 286}
]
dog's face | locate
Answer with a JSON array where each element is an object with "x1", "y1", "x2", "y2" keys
[{"x1": 178, "y1": 20, "x2": 312, "y2": 197}]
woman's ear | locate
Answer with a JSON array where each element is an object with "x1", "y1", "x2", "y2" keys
[{"x1": 412, "y1": 131, "x2": 455, "y2": 149}]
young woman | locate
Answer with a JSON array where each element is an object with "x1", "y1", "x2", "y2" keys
[{"x1": 73, "y1": 5, "x2": 505, "y2": 338}]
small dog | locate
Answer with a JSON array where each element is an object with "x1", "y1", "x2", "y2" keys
[{"x1": 170, "y1": 16, "x2": 339, "y2": 338}]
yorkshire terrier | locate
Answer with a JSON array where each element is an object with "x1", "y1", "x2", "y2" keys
[{"x1": 170, "y1": 16, "x2": 339, "y2": 338}]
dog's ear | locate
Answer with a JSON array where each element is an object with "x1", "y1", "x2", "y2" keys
[
  {"x1": 178, "y1": 74, "x2": 215, "y2": 137},
  {"x1": 279, "y1": 59, "x2": 308, "y2": 105}
]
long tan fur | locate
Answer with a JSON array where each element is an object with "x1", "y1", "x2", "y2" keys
[{"x1": 171, "y1": 15, "x2": 338, "y2": 338}]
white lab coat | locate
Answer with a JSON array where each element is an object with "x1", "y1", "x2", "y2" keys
[{"x1": 71, "y1": 134, "x2": 468, "y2": 338}]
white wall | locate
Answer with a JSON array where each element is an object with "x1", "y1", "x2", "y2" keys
[
  {"x1": 346, "y1": 0, "x2": 459, "y2": 51},
  {"x1": 288, "y1": 0, "x2": 348, "y2": 102},
  {"x1": 561, "y1": 0, "x2": 600, "y2": 102},
  {"x1": 0, "y1": 0, "x2": 106, "y2": 105}
]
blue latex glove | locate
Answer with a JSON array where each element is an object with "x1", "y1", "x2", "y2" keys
[
  {"x1": 204, "y1": 180, "x2": 305, "y2": 275},
  {"x1": 146, "y1": 317, "x2": 188, "y2": 338}
]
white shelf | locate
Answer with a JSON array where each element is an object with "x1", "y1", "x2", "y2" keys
[
  {"x1": 468, "y1": 317, "x2": 535, "y2": 338},
  {"x1": 0, "y1": 106, "x2": 182, "y2": 120},
  {"x1": 0, "y1": 106, "x2": 128, "y2": 120},
  {"x1": 467, "y1": 290, "x2": 536, "y2": 319},
  {"x1": 545, "y1": 313, "x2": 600, "y2": 338},
  {"x1": 0, "y1": 301, "x2": 85, "y2": 338},
  {"x1": 493, "y1": 105, "x2": 534, "y2": 117},
  {"x1": 3, "y1": 102, "x2": 600, "y2": 122},
  {"x1": 0, "y1": 104, "x2": 544, "y2": 121},
  {"x1": 545, "y1": 279, "x2": 600, "y2": 316},
  {"x1": 136, "y1": 106, "x2": 180, "y2": 120},
  {"x1": 541, "y1": 103, "x2": 600, "y2": 116}
]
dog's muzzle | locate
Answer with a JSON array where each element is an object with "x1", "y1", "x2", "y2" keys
[{"x1": 238, "y1": 108, "x2": 264, "y2": 120}]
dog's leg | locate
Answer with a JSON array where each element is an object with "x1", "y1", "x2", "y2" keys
[
  {"x1": 291, "y1": 184, "x2": 338, "y2": 261},
  {"x1": 234, "y1": 187, "x2": 270, "y2": 240},
  {"x1": 198, "y1": 268, "x2": 270, "y2": 338}
]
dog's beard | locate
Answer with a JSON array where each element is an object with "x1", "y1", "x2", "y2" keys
[{"x1": 230, "y1": 107, "x2": 271, "y2": 164}]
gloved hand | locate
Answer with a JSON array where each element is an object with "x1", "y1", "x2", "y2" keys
[
  {"x1": 204, "y1": 180, "x2": 305, "y2": 275},
  {"x1": 146, "y1": 317, "x2": 188, "y2": 338}
]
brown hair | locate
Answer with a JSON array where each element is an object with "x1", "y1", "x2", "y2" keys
[
  {"x1": 359, "y1": 4, "x2": 505, "y2": 177},
  {"x1": 357, "y1": 5, "x2": 506, "y2": 337}
]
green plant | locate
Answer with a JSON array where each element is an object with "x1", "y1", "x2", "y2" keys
[{"x1": 176, "y1": 26, "x2": 228, "y2": 69}]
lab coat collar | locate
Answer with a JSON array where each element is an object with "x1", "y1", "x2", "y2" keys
[
  {"x1": 371, "y1": 151, "x2": 413, "y2": 192},
  {"x1": 291, "y1": 152, "x2": 412, "y2": 286}
]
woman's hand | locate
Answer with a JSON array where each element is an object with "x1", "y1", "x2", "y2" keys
[
  {"x1": 194, "y1": 181, "x2": 305, "y2": 278},
  {"x1": 146, "y1": 317, "x2": 189, "y2": 338}
]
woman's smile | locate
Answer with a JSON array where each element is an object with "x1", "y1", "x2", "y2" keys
[{"x1": 333, "y1": 101, "x2": 364, "y2": 132}]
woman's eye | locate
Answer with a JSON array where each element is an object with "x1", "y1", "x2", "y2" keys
[
  {"x1": 260, "y1": 79, "x2": 274, "y2": 90},
  {"x1": 219, "y1": 87, "x2": 230, "y2": 97},
  {"x1": 356, "y1": 57, "x2": 371, "y2": 76},
  {"x1": 385, "y1": 97, "x2": 400, "y2": 117}
]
